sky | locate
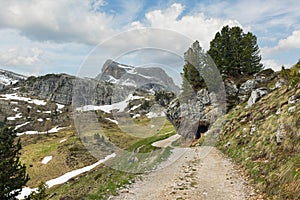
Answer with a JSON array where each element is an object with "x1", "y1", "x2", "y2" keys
[{"x1": 0, "y1": 0, "x2": 299, "y2": 78}]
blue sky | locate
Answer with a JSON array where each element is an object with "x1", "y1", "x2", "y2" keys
[{"x1": 0, "y1": 0, "x2": 299, "y2": 77}]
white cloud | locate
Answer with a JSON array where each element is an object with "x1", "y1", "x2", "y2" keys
[
  {"x1": 197, "y1": 0, "x2": 300, "y2": 29},
  {"x1": 262, "y1": 30, "x2": 300, "y2": 56},
  {"x1": 0, "y1": 0, "x2": 115, "y2": 44},
  {"x1": 275, "y1": 30, "x2": 300, "y2": 50},
  {"x1": 0, "y1": 47, "x2": 43, "y2": 66},
  {"x1": 139, "y1": 3, "x2": 241, "y2": 50},
  {"x1": 262, "y1": 59, "x2": 284, "y2": 71}
]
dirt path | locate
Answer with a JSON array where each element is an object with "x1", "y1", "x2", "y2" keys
[{"x1": 110, "y1": 145, "x2": 256, "y2": 200}]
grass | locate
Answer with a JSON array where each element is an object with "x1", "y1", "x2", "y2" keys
[
  {"x1": 20, "y1": 128, "x2": 97, "y2": 188},
  {"x1": 216, "y1": 85, "x2": 300, "y2": 199},
  {"x1": 23, "y1": 116, "x2": 176, "y2": 199}
]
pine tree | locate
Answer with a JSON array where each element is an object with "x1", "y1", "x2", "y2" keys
[
  {"x1": 182, "y1": 40, "x2": 223, "y2": 92},
  {"x1": 182, "y1": 40, "x2": 207, "y2": 90},
  {"x1": 0, "y1": 127, "x2": 29, "y2": 199},
  {"x1": 208, "y1": 25, "x2": 263, "y2": 77}
]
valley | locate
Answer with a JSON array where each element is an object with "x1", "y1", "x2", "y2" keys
[{"x1": 0, "y1": 44, "x2": 299, "y2": 200}]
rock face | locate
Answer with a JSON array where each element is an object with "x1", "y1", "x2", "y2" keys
[
  {"x1": 166, "y1": 68, "x2": 279, "y2": 139},
  {"x1": 0, "y1": 69, "x2": 27, "y2": 90},
  {"x1": 166, "y1": 89, "x2": 225, "y2": 140},
  {"x1": 11, "y1": 74, "x2": 128, "y2": 106},
  {"x1": 96, "y1": 59, "x2": 180, "y2": 94}
]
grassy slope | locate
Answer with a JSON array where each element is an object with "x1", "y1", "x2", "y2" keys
[
  {"x1": 217, "y1": 85, "x2": 300, "y2": 199},
  {"x1": 20, "y1": 128, "x2": 97, "y2": 188},
  {"x1": 21, "y1": 116, "x2": 176, "y2": 199}
]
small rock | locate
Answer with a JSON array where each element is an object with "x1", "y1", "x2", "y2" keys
[
  {"x1": 169, "y1": 191, "x2": 176, "y2": 195},
  {"x1": 225, "y1": 142, "x2": 231, "y2": 148},
  {"x1": 120, "y1": 189, "x2": 129, "y2": 193},
  {"x1": 250, "y1": 125, "x2": 256, "y2": 135},
  {"x1": 288, "y1": 106, "x2": 296, "y2": 113},
  {"x1": 275, "y1": 79, "x2": 285, "y2": 88},
  {"x1": 276, "y1": 123, "x2": 286, "y2": 145},
  {"x1": 288, "y1": 95, "x2": 295, "y2": 104}
]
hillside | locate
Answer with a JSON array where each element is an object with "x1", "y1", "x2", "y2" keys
[
  {"x1": 217, "y1": 82, "x2": 300, "y2": 199},
  {"x1": 0, "y1": 65, "x2": 179, "y2": 199}
]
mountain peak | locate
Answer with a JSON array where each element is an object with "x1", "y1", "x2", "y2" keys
[{"x1": 96, "y1": 60, "x2": 180, "y2": 93}]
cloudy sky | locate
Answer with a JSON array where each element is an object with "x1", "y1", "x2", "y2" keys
[{"x1": 0, "y1": 0, "x2": 299, "y2": 77}]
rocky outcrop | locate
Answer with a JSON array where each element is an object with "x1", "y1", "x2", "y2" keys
[
  {"x1": 96, "y1": 59, "x2": 180, "y2": 94},
  {"x1": 13, "y1": 74, "x2": 129, "y2": 106},
  {"x1": 166, "y1": 89, "x2": 225, "y2": 140},
  {"x1": 166, "y1": 68, "x2": 278, "y2": 139}
]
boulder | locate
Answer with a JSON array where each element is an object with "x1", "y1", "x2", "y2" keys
[
  {"x1": 225, "y1": 80, "x2": 238, "y2": 97},
  {"x1": 238, "y1": 79, "x2": 258, "y2": 102},
  {"x1": 246, "y1": 88, "x2": 268, "y2": 108}
]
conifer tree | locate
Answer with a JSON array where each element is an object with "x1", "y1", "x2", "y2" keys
[
  {"x1": 0, "y1": 127, "x2": 29, "y2": 199},
  {"x1": 208, "y1": 25, "x2": 263, "y2": 77}
]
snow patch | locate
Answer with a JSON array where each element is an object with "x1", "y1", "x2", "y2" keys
[
  {"x1": 118, "y1": 64, "x2": 134, "y2": 70},
  {"x1": 76, "y1": 94, "x2": 143, "y2": 113},
  {"x1": 14, "y1": 122, "x2": 30, "y2": 130},
  {"x1": 56, "y1": 103, "x2": 65, "y2": 110},
  {"x1": 7, "y1": 113, "x2": 22, "y2": 120},
  {"x1": 37, "y1": 118, "x2": 43, "y2": 122},
  {"x1": 0, "y1": 93, "x2": 47, "y2": 106},
  {"x1": 17, "y1": 126, "x2": 66, "y2": 136},
  {"x1": 129, "y1": 104, "x2": 141, "y2": 111},
  {"x1": 132, "y1": 114, "x2": 141, "y2": 119},
  {"x1": 18, "y1": 153, "x2": 116, "y2": 199},
  {"x1": 146, "y1": 111, "x2": 165, "y2": 118},
  {"x1": 105, "y1": 118, "x2": 119, "y2": 124},
  {"x1": 41, "y1": 156, "x2": 53, "y2": 164},
  {"x1": 59, "y1": 138, "x2": 67, "y2": 143},
  {"x1": 43, "y1": 111, "x2": 51, "y2": 114},
  {"x1": 121, "y1": 79, "x2": 137, "y2": 87},
  {"x1": 106, "y1": 75, "x2": 119, "y2": 84},
  {"x1": 46, "y1": 153, "x2": 116, "y2": 187},
  {"x1": 12, "y1": 87, "x2": 20, "y2": 91}
]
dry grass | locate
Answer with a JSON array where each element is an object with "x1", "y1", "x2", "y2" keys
[{"x1": 217, "y1": 85, "x2": 300, "y2": 199}]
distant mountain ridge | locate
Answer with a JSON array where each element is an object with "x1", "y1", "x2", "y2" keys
[
  {"x1": 96, "y1": 59, "x2": 180, "y2": 93},
  {"x1": 0, "y1": 69, "x2": 27, "y2": 89}
]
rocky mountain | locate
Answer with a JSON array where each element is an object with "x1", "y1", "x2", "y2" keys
[
  {"x1": 96, "y1": 59, "x2": 180, "y2": 94},
  {"x1": 166, "y1": 68, "x2": 287, "y2": 140},
  {"x1": 0, "y1": 69, "x2": 27, "y2": 89},
  {"x1": 1, "y1": 73, "x2": 132, "y2": 106}
]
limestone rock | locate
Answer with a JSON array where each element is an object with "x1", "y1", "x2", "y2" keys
[
  {"x1": 275, "y1": 79, "x2": 285, "y2": 89},
  {"x1": 288, "y1": 106, "x2": 296, "y2": 113},
  {"x1": 96, "y1": 59, "x2": 180, "y2": 94},
  {"x1": 276, "y1": 124, "x2": 286, "y2": 145},
  {"x1": 238, "y1": 79, "x2": 258, "y2": 102},
  {"x1": 246, "y1": 88, "x2": 268, "y2": 108}
]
